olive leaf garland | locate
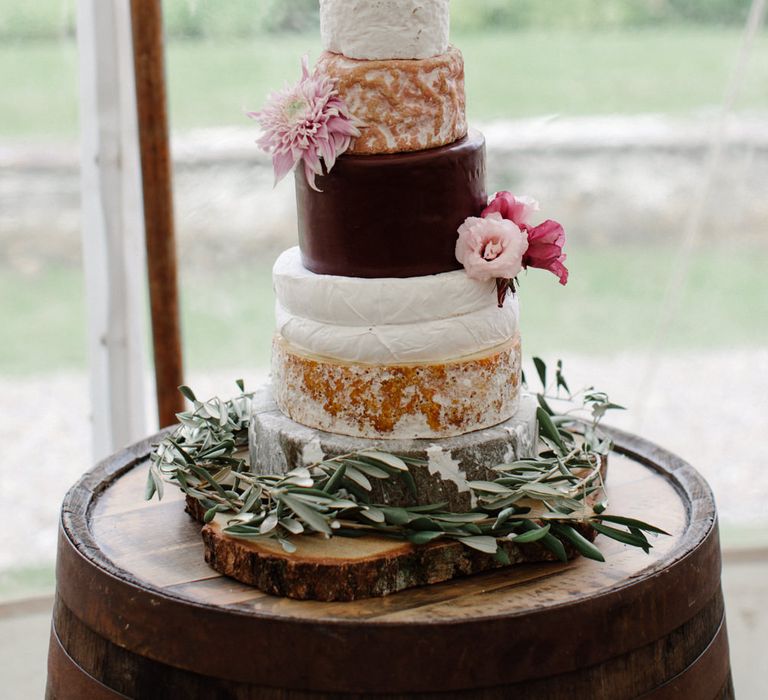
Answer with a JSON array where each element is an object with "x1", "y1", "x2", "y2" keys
[{"x1": 146, "y1": 362, "x2": 668, "y2": 562}]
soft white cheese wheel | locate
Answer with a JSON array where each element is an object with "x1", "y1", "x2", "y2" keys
[
  {"x1": 319, "y1": 0, "x2": 450, "y2": 60},
  {"x1": 272, "y1": 248, "x2": 520, "y2": 364},
  {"x1": 273, "y1": 247, "x2": 495, "y2": 327},
  {"x1": 275, "y1": 295, "x2": 519, "y2": 364}
]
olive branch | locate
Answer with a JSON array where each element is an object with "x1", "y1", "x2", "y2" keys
[{"x1": 146, "y1": 361, "x2": 668, "y2": 563}]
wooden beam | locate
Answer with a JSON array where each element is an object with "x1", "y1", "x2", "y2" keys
[
  {"x1": 77, "y1": 0, "x2": 148, "y2": 458},
  {"x1": 129, "y1": 0, "x2": 185, "y2": 427}
]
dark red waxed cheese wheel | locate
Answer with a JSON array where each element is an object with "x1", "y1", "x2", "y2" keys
[{"x1": 295, "y1": 130, "x2": 487, "y2": 279}]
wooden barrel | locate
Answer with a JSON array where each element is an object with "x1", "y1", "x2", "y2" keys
[{"x1": 47, "y1": 427, "x2": 732, "y2": 699}]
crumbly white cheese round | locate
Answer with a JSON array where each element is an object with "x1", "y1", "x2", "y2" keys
[{"x1": 320, "y1": 0, "x2": 450, "y2": 60}]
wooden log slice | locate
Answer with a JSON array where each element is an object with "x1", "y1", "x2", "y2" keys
[
  {"x1": 200, "y1": 520, "x2": 590, "y2": 602},
  {"x1": 47, "y1": 427, "x2": 733, "y2": 699}
]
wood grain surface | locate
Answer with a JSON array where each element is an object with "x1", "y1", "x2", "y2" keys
[
  {"x1": 196, "y1": 456, "x2": 606, "y2": 601},
  {"x1": 47, "y1": 427, "x2": 732, "y2": 699},
  {"x1": 129, "y1": 0, "x2": 184, "y2": 427}
]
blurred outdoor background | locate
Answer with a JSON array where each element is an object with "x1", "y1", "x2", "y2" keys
[{"x1": 1, "y1": 0, "x2": 766, "y2": 695}]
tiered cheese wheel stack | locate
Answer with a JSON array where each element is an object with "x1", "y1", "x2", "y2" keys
[{"x1": 271, "y1": 0, "x2": 522, "y2": 439}]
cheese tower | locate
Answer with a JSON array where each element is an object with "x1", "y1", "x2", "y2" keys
[{"x1": 271, "y1": 0, "x2": 522, "y2": 439}]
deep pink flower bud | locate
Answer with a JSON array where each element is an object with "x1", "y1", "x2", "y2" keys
[
  {"x1": 482, "y1": 192, "x2": 540, "y2": 229},
  {"x1": 524, "y1": 220, "x2": 569, "y2": 285}
]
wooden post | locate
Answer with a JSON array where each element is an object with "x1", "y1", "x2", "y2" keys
[
  {"x1": 129, "y1": 0, "x2": 185, "y2": 427},
  {"x1": 77, "y1": 0, "x2": 148, "y2": 458}
]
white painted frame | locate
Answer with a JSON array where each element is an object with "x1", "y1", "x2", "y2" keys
[{"x1": 77, "y1": 0, "x2": 148, "y2": 459}]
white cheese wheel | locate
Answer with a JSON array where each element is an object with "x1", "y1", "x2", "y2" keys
[
  {"x1": 273, "y1": 247, "x2": 495, "y2": 327},
  {"x1": 275, "y1": 295, "x2": 519, "y2": 364},
  {"x1": 319, "y1": 0, "x2": 450, "y2": 60}
]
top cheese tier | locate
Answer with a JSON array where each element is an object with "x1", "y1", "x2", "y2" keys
[{"x1": 320, "y1": 0, "x2": 450, "y2": 60}]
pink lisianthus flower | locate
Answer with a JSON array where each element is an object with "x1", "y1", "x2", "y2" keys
[
  {"x1": 455, "y1": 213, "x2": 529, "y2": 283},
  {"x1": 482, "y1": 191, "x2": 569, "y2": 286},
  {"x1": 247, "y1": 56, "x2": 363, "y2": 191}
]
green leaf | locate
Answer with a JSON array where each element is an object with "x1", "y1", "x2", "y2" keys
[
  {"x1": 458, "y1": 535, "x2": 498, "y2": 554},
  {"x1": 518, "y1": 521, "x2": 568, "y2": 561},
  {"x1": 533, "y1": 357, "x2": 547, "y2": 389},
  {"x1": 358, "y1": 451, "x2": 409, "y2": 472},
  {"x1": 203, "y1": 507, "x2": 218, "y2": 524},
  {"x1": 188, "y1": 464, "x2": 233, "y2": 504},
  {"x1": 345, "y1": 460, "x2": 390, "y2": 480},
  {"x1": 468, "y1": 480, "x2": 511, "y2": 494},
  {"x1": 279, "y1": 538, "x2": 297, "y2": 554},
  {"x1": 555, "y1": 361, "x2": 570, "y2": 394},
  {"x1": 406, "y1": 502, "x2": 449, "y2": 513},
  {"x1": 260, "y1": 513, "x2": 278, "y2": 534},
  {"x1": 280, "y1": 493, "x2": 332, "y2": 535},
  {"x1": 540, "y1": 533, "x2": 568, "y2": 562},
  {"x1": 593, "y1": 515, "x2": 669, "y2": 535},
  {"x1": 239, "y1": 487, "x2": 262, "y2": 514},
  {"x1": 519, "y1": 482, "x2": 568, "y2": 498},
  {"x1": 552, "y1": 525, "x2": 605, "y2": 562},
  {"x1": 382, "y1": 507, "x2": 412, "y2": 526},
  {"x1": 480, "y1": 493, "x2": 526, "y2": 511},
  {"x1": 223, "y1": 525, "x2": 266, "y2": 538},
  {"x1": 537, "y1": 393, "x2": 555, "y2": 416},
  {"x1": 341, "y1": 480, "x2": 372, "y2": 504},
  {"x1": 144, "y1": 471, "x2": 157, "y2": 500},
  {"x1": 361, "y1": 507, "x2": 386, "y2": 523},
  {"x1": 432, "y1": 513, "x2": 488, "y2": 524},
  {"x1": 409, "y1": 517, "x2": 441, "y2": 531},
  {"x1": 167, "y1": 438, "x2": 195, "y2": 465},
  {"x1": 510, "y1": 524, "x2": 551, "y2": 543},
  {"x1": 401, "y1": 470, "x2": 418, "y2": 498},
  {"x1": 178, "y1": 385, "x2": 197, "y2": 402},
  {"x1": 322, "y1": 464, "x2": 346, "y2": 494},
  {"x1": 225, "y1": 522, "x2": 264, "y2": 534},
  {"x1": 536, "y1": 407, "x2": 567, "y2": 453},
  {"x1": 235, "y1": 379, "x2": 245, "y2": 393},
  {"x1": 493, "y1": 547, "x2": 512, "y2": 565},
  {"x1": 343, "y1": 466, "x2": 372, "y2": 491},
  {"x1": 408, "y1": 531, "x2": 444, "y2": 545},
  {"x1": 591, "y1": 522, "x2": 653, "y2": 550},
  {"x1": 493, "y1": 507, "x2": 518, "y2": 530}
]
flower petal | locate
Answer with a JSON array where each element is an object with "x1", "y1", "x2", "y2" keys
[
  {"x1": 247, "y1": 55, "x2": 362, "y2": 188},
  {"x1": 483, "y1": 191, "x2": 539, "y2": 227},
  {"x1": 523, "y1": 220, "x2": 568, "y2": 285},
  {"x1": 272, "y1": 151, "x2": 297, "y2": 186},
  {"x1": 456, "y1": 215, "x2": 528, "y2": 282}
]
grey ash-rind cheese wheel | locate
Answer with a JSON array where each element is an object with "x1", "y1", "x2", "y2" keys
[{"x1": 249, "y1": 384, "x2": 538, "y2": 512}]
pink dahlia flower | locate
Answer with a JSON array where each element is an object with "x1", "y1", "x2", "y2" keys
[
  {"x1": 482, "y1": 191, "x2": 569, "y2": 286},
  {"x1": 247, "y1": 56, "x2": 362, "y2": 191},
  {"x1": 455, "y1": 213, "x2": 529, "y2": 283}
]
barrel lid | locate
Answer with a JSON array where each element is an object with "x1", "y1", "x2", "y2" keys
[{"x1": 56, "y1": 427, "x2": 721, "y2": 694}]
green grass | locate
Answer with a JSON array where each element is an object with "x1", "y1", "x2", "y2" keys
[
  {"x1": 0, "y1": 266, "x2": 87, "y2": 373},
  {"x1": 0, "y1": 565, "x2": 55, "y2": 602},
  {"x1": 460, "y1": 28, "x2": 768, "y2": 119},
  {"x1": 2, "y1": 244, "x2": 767, "y2": 375},
  {"x1": 1, "y1": 28, "x2": 767, "y2": 138},
  {"x1": 520, "y1": 243, "x2": 768, "y2": 356}
]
